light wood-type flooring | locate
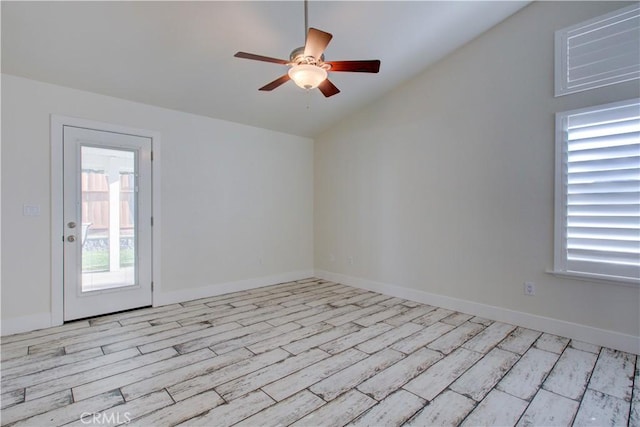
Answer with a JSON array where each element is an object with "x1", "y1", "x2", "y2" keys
[{"x1": 1, "y1": 278, "x2": 638, "y2": 426}]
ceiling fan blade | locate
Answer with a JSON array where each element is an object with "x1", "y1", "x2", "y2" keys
[
  {"x1": 234, "y1": 52, "x2": 289, "y2": 65},
  {"x1": 304, "y1": 28, "x2": 333, "y2": 60},
  {"x1": 259, "y1": 74, "x2": 291, "y2": 91},
  {"x1": 326, "y1": 60, "x2": 381, "y2": 73},
  {"x1": 318, "y1": 79, "x2": 340, "y2": 97}
]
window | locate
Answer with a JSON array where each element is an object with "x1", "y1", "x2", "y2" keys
[
  {"x1": 554, "y1": 99, "x2": 640, "y2": 284},
  {"x1": 555, "y1": 4, "x2": 639, "y2": 96}
]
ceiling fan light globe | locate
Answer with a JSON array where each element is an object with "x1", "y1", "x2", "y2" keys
[{"x1": 288, "y1": 64, "x2": 327, "y2": 90}]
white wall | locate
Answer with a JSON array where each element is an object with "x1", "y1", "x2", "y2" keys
[
  {"x1": 1, "y1": 74, "x2": 314, "y2": 333},
  {"x1": 314, "y1": 1, "x2": 640, "y2": 353}
]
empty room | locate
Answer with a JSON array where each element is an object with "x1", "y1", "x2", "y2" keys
[{"x1": 1, "y1": 1, "x2": 639, "y2": 426}]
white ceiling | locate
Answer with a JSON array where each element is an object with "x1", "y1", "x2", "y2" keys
[{"x1": 1, "y1": 1, "x2": 529, "y2": 138}]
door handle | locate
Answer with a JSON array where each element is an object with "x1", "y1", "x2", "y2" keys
[
  {"x1": 68, "y1": 221, "x2": 77, "y2": 229},
  {"x1": 67, "y1": 235, "x2": 76, "y2": 243}
]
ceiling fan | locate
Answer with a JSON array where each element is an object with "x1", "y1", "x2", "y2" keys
[{"x1": 234, "y1": 1, "x2": 380, "y2": 98}]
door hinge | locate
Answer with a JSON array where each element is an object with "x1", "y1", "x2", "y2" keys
[
  {"x1": 150, "y1": 151, "x2": 154, "y2": 161},
  {"x1": 151, "y1": 216, "x2": 154, "y2": 226},
  {"x1": 151, "y1": 281, "x2": 154, "y2": 291}
]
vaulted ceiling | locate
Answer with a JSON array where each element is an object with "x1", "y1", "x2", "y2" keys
[{"x1": 1, "y1": 1, "x2": 529, "y2": 137}]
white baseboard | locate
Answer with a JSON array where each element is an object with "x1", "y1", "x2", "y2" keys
[
  {"x1": 315, "y1": 270, "x2": 640, "y2": 355},
  {"x1": 1, "y1": 312, "x2": 52, "y2": 336},
  {"x1": 153, "y1": 270, "x2": 315, "y2": 306}
]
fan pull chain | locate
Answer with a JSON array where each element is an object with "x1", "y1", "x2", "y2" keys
[{"x1": 306, "y1": 88, "x2": 312, "y2": 110}]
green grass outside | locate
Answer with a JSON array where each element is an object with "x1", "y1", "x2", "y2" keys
[{"x1": 83, "y1": 248, "x2": 135, "y2": 272}]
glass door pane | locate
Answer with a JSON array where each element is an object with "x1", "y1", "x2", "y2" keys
[{"x1": 80, "y1": 146, "x2": 137, "y2": 292}]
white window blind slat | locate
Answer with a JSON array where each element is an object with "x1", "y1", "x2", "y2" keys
[
  {"x1": 570, "y1": 28, "x2": 639, "y2": 59},
  {"x1": 555, "y1": 99, "x2": 640, "y2": 283},
  {"x1": 555, "y1": 4, "x2": 640, "y2": 96}
]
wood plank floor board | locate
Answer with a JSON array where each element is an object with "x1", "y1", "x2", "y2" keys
[
  {"x1": 147, "y1": 305, "x2": 229, "y2": 326},
  {"x1": 405, "y1": 390, "x2": 476, "y2": 427},
  {"x1": 353, "y1": 305, "x2": 409, "y2": 327},
  {"x1": 1, "y1": 278, "x2": 635, "y2": 427},
  {"x1": 428, "y1": 322, "x2": 485, "y2": 355},
  {"x1": 210, "y1": 322, "x2": 300, "y2": 355},
  {"x1": 101, "y1": 322, "x2": 210, "y2": 354},
  {"x1": 120, "y1": 348, "x2": 253, "y2": 401},
  {"x1": 390, "y1": 322, "x2": 455, "y2": 354},
  {"x1": 71, "y1": 347, "x2": 216, "y2": 401},
  {"x1": 355, "y1": 294, "x2": 397, "y2": 308},
  {"x1": 403, "y1": 347, "x2": 484, "y2": 401},
  {"x1": 462, "y1": 321, "x2": 516, "y2": 354},
  {"x1": 176, "y1": 390, "x2": 274, "y2": 427},
  {"x1": 128, "y1": 390, "x2": 224, "y2": 426},
  {"x1": 355, "y1": 322, "x2": 423, "y2": 354},
  {"x1": 442, "y1": 313, "x2": 474, "y2": 326},
  {"x1": 587, "y1": 348, "x2": 635, "y2": 401},
  {"x1": 497, "y1": 327, "x2": 542, "y2": 355},
  {"x1": 166, "y1": 348, "x2": 290, "y2": 402},
  {"x1": 631, "y1": 364, "x2": 640, "y2": 427},
  {"x1": 496, "y1": 347, "x2": 559, "y2": 401},
  {"x1": 247, "y1": 323, "x2": 333, "y2": 354},
  {"x1": 12, "y1": 390, "x2": 124, "y2": 427},
  {"x1": 1, "y1": 348, "x2": 66, "y2": 371},
  {"x1": 63, "y1": 322, "x2": 182, "y2": 354},
  {"x1": 171, "y1": 322, "x2": 271, "y2": 355},
  {"x1": 573, "y1": 389, "x2": 631, "y2": 426},
  {"x1": 5, "y1": 347, "x2": 141, "y2": 394},
  {"x1": 257, "y1": 348, "x2": 368, "y2": 402},
  {"x1": 290, "y1": 390, "x2": 376, "y2": 427},
  {"x1": 0, "y1": 321, "x2": 90, "y2": 345},
  {"x1": 325, "y1": 305, "x2": 388, "y2": 327},
  {"x1": 0, "y1": 389, "x2": 24, "y2": 410},
  {"x1": 460, "y1": 389, "x2": 528, "y2": 427},
  {"x1": 329, "y1": 292, "x2": 379, "y2": 308},
  {"x1": 384, "y1": 304, "x2": 436, "y2": 327},
  {"x1": 282, "y1": 323, "x2": 361, "y2": 355},
  {"x1": 304, "y1": 290, "x2": 363, "y2": 308},
  {"x1": 89, "y1": 304, "x2": 182, "y2": 326},
  {"x1": 176, "y1": 304, "x2": 258, "y2": 326},
  {"x1": 1, "y1": 347, "x2": 103, "y2": 381},
  {"x1": 412, "y1": 307, "x2": 455, "y2": 326},
  {"x1": 228, "y1": 291, "x2": 294, "y2": 308},
  {"x1": 516, "y1": 388, "x2": 579, "y2": 427},
  {"x1": 349, "y1": 389, "x2": 425, "y2": 427},
  {"x1": 64, "y1": 389, "x2": 174, "y2": 427},
  {"x1": 542, "y1": 347, "x2": 599, "y2": 400},
  {"x1": 356, "y1": 347, "x2": 442, "y2": 401},
  {"x1": 449, "y1": 347, "x2": 519, "y2": 401},
  {"x1": 23, "y1": 348, "x2": 174, "y2": 401},
  {"x1": 235, "y1": 304, "x2": 310, "y2": 327},
  {"x1": 233, "y1": 390, "x2": 325, "y2": 427},
  {"x1": 304, "y1": 348, "x2": 405, "y2": 402},
  {"x1": 216, "y1": 348, "x2": 335, "y2": 401},
  {"x1": 264, "y1": 305, "x2": 329, "y2": 327},
  {"x1": 294, "y1": 305, "x2": 361, "y2": 327},
  {"x1": 0, "y1": 389, "x2": 72, "y2": 425},
  {"x1": 570, "y1": 339, "x2": 601, "y2": 354},
  {"x1": 534, "y1": 333, "x2": 570, "y2": 354},
  {"x1": 1, "y1": 321, "x2": 120, "y2": 357},
  {"x1": 27, "y1": 322, "x2": 153, "y2": 355},
  {"x1": 319, "y1": 323, "x2": 394, "y2": 355}
]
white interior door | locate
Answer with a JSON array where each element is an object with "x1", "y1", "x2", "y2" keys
[{"x1": 63, "y1": 125, "x2": 152, "y2": 320}]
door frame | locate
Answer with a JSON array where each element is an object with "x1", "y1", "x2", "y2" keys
[{"x1": 51, "y1": 115, "x2": 162, "y2": 326}]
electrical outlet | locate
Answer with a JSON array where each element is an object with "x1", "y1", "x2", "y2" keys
[
  {"x1": 348, "y1": 256, "x2": 354, "y2": 265},
  {"x1": 524, "y1": 281, "x2": 536, "y2": 296}
]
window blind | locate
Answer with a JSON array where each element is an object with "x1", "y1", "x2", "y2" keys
[
  {"x1": 562, "y1": 100, "x2": 640, "y2": 281},
  {"x1": 555, "y1": 4, "x2": 640, "y2": 96}
]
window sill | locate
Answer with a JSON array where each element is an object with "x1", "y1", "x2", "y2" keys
[{"x1": 547, "y1": 270, "x2": 640, "y2": 288}]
